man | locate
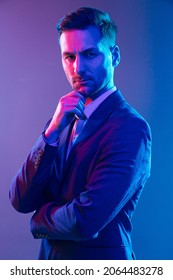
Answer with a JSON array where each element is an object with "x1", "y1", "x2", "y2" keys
[{"x1": 9, "y1": 7, "x2": 151, "y2": 260}]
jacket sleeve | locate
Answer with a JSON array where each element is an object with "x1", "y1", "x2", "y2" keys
[
  {"x1": 9, "y1": 135, "x2": 58, "y2": 213},
  {"x1": 30, "y1": 117, "x2": 152, "y2": 241}
]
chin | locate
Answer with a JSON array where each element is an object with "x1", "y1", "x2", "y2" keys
[{"x1": 75, "y1": 86, "x2": 92, "y2": 97}]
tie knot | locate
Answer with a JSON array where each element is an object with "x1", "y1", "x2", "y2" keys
[{"x1": 85, "y1": 97, "x2": 92, "y2": 106}]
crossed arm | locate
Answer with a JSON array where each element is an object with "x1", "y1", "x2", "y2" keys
[{"x1": 10, "y1": 118, "x2": 151, "y2": 241}]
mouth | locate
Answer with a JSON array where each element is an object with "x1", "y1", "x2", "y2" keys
[
  {"x1": 74, "y1": 79, "x2": 89, "y2": 84},
  {"x1": 73, "y1": 75, "x2": 90, "y2": 83}
]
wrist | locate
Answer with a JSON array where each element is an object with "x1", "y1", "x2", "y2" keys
[{"x1": 44, "y1": 129, "x2": 60, "y2": 144}]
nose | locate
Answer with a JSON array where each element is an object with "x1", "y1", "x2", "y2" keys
[{"x1": 74, "y1": 54, "x2": 85, "y2": 75}]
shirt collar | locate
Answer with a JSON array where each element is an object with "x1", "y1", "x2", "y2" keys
[{"x1": 84, "y1": 86, "x2": 117, "y2": 119}]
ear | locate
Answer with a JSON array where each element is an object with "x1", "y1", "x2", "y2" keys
[{"x1": 111, "y1": 45, "x2": 120, "y2": 67}]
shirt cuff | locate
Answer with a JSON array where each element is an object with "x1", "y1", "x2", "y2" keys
[{"x1": 42, "y1": 132, "x2": 60, "y2": 147}]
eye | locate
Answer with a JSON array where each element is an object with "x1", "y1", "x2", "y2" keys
[
  {"x1": 85, "y1": 52, "x2": 97, "y2": 58},
  {"x1": 64, "y1": 55, "x2": 75, "y2": 61}
]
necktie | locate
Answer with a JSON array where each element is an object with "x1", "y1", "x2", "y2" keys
[
  {"x1": 72, "y1": 118, "x2": 86, "y2": 143},
  {"x1": 66, "y1": 97, "x2": 92, "y2": 159},
  {"x1": 66, "y1": 118, "x2": 85, "y2": 160},
  {"x1": 72, "y1": 96, "x2": 92, "y2": 143}
]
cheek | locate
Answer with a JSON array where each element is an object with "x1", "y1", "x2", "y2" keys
[
  {"x1": 104, "y1": 54, "x2": 113, "y2": 69},
  {"x1": 93, "y1": 54, "x2": 112, "y2": 73},
  {"x1": 62, "y1": 63, "x2": 72, "y2": 78},
  {"x1": 103, "y1": 57, "x2": 114, "y2": 78},
  {"x1": 95, "y1": 63, "x2": 111, "y2": 80}
]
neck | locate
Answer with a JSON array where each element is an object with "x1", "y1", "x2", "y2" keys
[{"x1": 91, "y1": 85, "x2": 115, "y2": 100}]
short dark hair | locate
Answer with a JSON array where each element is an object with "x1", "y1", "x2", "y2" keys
[{"x1": 56, "y1": 7, "x2": 117, "y2": 45}]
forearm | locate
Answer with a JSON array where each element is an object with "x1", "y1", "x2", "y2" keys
[
  {"x1": 9, "y1": 135, "x2": 58, "y2": 213},
  {"x1": 30, "y1": 118, "x2": 151, "y2": 241}
]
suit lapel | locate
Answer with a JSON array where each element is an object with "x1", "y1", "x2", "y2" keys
[{"x1": 65, "y1": 89, "x2": 125, "y2": 168}]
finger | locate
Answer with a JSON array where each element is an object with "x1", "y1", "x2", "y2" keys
[
  {"x1": 70, "y1": 107, "x2": 87, "y2": 120},
  {"x1": 76, "y1": 91, "x2": 86, "y2": 99},
  {"x1": 69, "y1": 90, "x2": 86, "y2": 103},
  {"x1": 71, "y1": 100, "x2": 86, "y2": 119},
  {"x1": 61, "y1": 93, "x2": 85, "y2": 105},
  {"x1": 77, "y1": 100, "x2": 85, "y2": 112},
  {"x1": 61, "y1": 97, "x2": 85, "y2": 113}
]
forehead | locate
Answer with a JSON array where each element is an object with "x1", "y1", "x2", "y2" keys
[{"x1": 59, "y1": 26, "x2": 103, "y2": 53}]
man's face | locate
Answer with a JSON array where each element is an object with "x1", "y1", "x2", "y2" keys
[{"x1": 60, "y1": 26, "x2": 119, "y2": 99}]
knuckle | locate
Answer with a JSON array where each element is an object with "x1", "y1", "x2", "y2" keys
[{"x1": 59, "y1": 96, "x2": 65, "y2": 102}]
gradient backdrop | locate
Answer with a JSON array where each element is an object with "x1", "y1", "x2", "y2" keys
[{"x1": 0, "y1": 0, "x2": 173, "y2": 259}]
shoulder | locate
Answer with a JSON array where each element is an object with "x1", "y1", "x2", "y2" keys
[
  {"x1": 111, "y1": 100, "x2": 151, "y2": 134},
  {"x1": 102, "y1": 100, "x2": 152, "y2": 149}
]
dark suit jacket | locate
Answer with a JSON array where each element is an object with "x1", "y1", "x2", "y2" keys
[{"x1": 9, "y1": 90, "x2": 152, "y2": 260}]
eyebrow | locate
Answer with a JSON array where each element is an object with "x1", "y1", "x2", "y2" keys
[{"x1": 62, "y1": 47, "x2": 99, "y2": 56}]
